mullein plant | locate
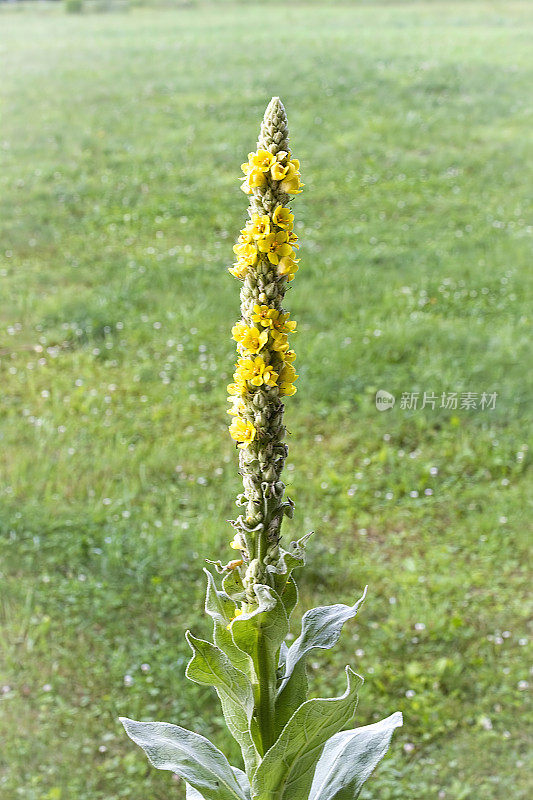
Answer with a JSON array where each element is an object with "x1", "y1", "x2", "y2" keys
[{"x1": 120, "y1": 98, "x2": 402, "y2": 800}]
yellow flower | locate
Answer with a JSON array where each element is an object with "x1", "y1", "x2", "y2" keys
[
  {"x1": 278, "y1": 255, "x2": 300, "y2": 281},
  {"x1": 279, "y1": 363, "x2": 298, "y2": 384},
  {"x1": 279, "y1": 363, "x2": 298, "y2": 396},
  {"x1": 241, "y1": 167, "x2": 267, "y2": 194},
  {"x1": 229, "y1": 417, "x2": 257, "y2": 448},
  {"x1": 284, "y1": 349, "x2": 296, "y2": 363},
  {"x1": 280, "y1": 162, "x2": 304, "y2": 195},
  {"x1": 271, "y1": 311, "x2": 297, "y2": 334},
  {"x1": 238, "y1": 228, "x2": 255, "y2": 246},
  {"x1": 270, "y1": 330, "x2": 290, "y2": 354},
  {"x1": 231, "y1": 321, "x2": 248, "y2": 342},
  {"x1": 272, "y1": 206, "x2": 294, "y2": 230},
  {"x1": 251, "y1": 304, "x2": 280, "y2": 328},
  {"x1": 230, "y1": 533, "x2": 246, "y2": 550},
  {"x1": 271, "y1": 161, "x2": 289, "y2": 181},
  {"x1": 240, "y1": 326, "x2": 269, "y2": 354},
  {"x1": 287, "y1": 230, "x2": 299, "y2": 248},
  {"x1": 278, "y1": 362, "x2": 299, "y2": 395},
  {"x1": 279, "y1": 382, "x2": 297, "y2": 397},
  {"x1": 228, "y1": 260, "x2": 250, "y2": 280},
  {"x1": 257, "y1": 231, "x2": 292, "y2": 265},
  {"x1": 248, "y1": 214, "x2": 271, "y2": 239},
  {"x1": 227, "y1": 375, "x2": 247, "y2": 395},
  {"x1": 237, "y1": 356, "x2": 278, "y2": 387},
  {"x1": 248, "y1": 167, "x2": 268, "y2": 187},
  {"x1": 249, "y1": 149, "x2": 276, "y2": 172},
  {"x1": 232, "y1": 242, "x2": 258, "y2": 265}
]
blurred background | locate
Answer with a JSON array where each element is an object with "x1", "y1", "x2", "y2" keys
[{"x1": 1, "y1": 1, "x2": 531, "y2": 798}]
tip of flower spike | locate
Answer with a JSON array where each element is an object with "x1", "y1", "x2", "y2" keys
[
  {"x1": 264, "y1": 96, "x2": 285, "y2": 120},
  {"x1": 258, "y1": 97, "x2": 290, "y2": 154}
]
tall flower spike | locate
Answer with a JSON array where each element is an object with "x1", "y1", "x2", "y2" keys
[
  {"x1": 228, "y1": 97, "x2": 304, "y2": 604},
  {"x1": 120, "y1": 99, "x2": 402, "y2": 798}
]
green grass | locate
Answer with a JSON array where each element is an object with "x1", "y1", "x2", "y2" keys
[{"x1": 1, "y1": 2, "x2": 532, "y2": 798}]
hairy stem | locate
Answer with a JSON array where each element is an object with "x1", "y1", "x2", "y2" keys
[{"x1": 256, "y1": 624, "x2": 276, "y2": 754}]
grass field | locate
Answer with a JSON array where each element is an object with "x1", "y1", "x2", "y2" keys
[{"x1": 1, "y1": 2, "x2": 532, "y2": 798}]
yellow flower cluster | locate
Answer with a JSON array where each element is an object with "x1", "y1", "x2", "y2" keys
[
  {"x1": 228, "y1": 304, "x2": 298, "y2": 408},
  {"x1": 240, "y1": 148, "x2": 304, "y2": 196},
  {"x1": 229, "y1": 206, "x2": 300, "y2": 282},
  {"x1": 227, "y1": 147, "x2": 302, "y2": 448}
]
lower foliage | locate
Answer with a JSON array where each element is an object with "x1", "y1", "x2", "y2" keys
[{"x1": 121, "y1": 542, "x2": 401, "y2": 800}]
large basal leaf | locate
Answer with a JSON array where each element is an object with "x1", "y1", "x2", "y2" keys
[
  {"x1": 119, "y1": 718, "x2": 248, "y2": 800},
  {"x1": 187, "y1": 766, "x2": 251, "y2": 800},
  {"x1": 279, "y1": 589, "x2": 367, "y2": 694},
  {"x1": 252, "y1": 666, "x2": 363, "y2": 800},
  {"x1": 185, "y1": 631, "x2": 261, "y2": 774},
  {"x1": 308, "y1": 712, "x2": 403, "y2": 800}
]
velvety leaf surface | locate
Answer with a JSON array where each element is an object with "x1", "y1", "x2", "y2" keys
[
  {"x1": 204, "y1": 569, "x2": 255, "y2": 679},
  {"x1": 186, "y1": 767, "x2": 251, "y2": 800},
  {"x1": 308, "y1": 712, "x2": 403, "y2": 800},
  {"x1": 252, "y1": 666, "x2": 363, "y2": 800},
  {"x1": 274, "y1": 659, "x2": 308, "y2": 738},
  {"x1": 119, "y1": 717, "x2": 247, "y2": 800},
  {"x1": 279, "y1": 590, "x2": 367, "y2": 695},
  {"x1": 230, "y1": 584, "x2": 288, "y2": 680},
  {"x1": 185, "y1": 632, "x2": 260, "y2": 774},
  {"x1": 204, "y1": 569, "x2": 235, "y2": 626},
  {"x1": 278, "y1": 575, "x2": 298, "y2": 621}
]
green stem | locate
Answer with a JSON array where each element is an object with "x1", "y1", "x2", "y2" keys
[{"x1": 256, "y1": 622, "x2": 275, "y2": 754}]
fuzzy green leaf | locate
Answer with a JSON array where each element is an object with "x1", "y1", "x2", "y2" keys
[
  {"x1": 185, "y1": 632, "x2": 261, "y2": 774},
  {"x1": 214, "y1": 623, "x2": 255, "y2": 679},
  {"x1": 278, "y1": 641, "x2": 289, "y2": 671},
  {"x1": 222, "y1": 567, "x2": 247, "y2": 603},
  {"x1": 252, "y1": 666, "x2": 362, "y2": 800},
  {"x1": 119, "y1": 717, "x2": 247, "y2": 800},
  {"x1": 231, "y1": 766, "x2": 251, "y2": 798},
  {"x1": 204, "y1": 569, "x2": 235, "y2": 626},
  {"x1": 278, "y1": 575, "x2": 298, "y2": 620},
  {"x1": 274, "y1": 658, "x2": 308, "y2": 738},
  {"x1": 187, "y1": 767, "x2": 251, "y2": 800},
  {"x1": 230, "y1": 584, "x2": 288, "y2": 675},
  {"x1": 185, "y1": 631, "x2": 253, "y2": 709},
  {"x1": 308, "y1": 712, "x2": 403, "y2": 800},
  {"x1": 204, "y1": 569, "x2": 254, "y2": 679},
  {"x1": 279, "y1": 590, "x2": 366, "y2": 696},
  {"x1": 269, "y1": 535, "x2": 311, "y2": 597}
]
